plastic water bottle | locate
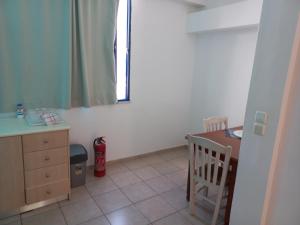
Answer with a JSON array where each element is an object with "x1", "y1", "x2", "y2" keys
[{"x1": 16, "y1": 103, "x2": 25, "y2": 118}]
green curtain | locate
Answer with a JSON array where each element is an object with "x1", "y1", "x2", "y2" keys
[
  {"x1": 0, "y1": 0, "x2": 118, "y2": 112},
  {"x1": 71, "y1": 0, "x2": 119, "y2": 107},
  {"x1": 0, "y1": 0, "x2": 71, "y2": 112}
]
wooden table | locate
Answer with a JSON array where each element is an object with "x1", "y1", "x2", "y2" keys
[{"x1": 186, "y1": 126, "x2": 242, "y2": 225}]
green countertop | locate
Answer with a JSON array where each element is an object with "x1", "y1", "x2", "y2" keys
[{"x1": 0, "y1": 117, "x2": 70, "y2": 138}]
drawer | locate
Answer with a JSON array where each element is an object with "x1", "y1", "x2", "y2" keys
[
  {"x1": 25, "y1": 164, "x2": 69, "y2": 189},
  {"x1": 24, "y1": 147, "x2": 68, "y2": 171},
  {"x1": 26, "y1": 180, "x2": 70, "y2": 204},
  {"x1": 22, "y1": 130, "x2": 68, "y2": 153}
]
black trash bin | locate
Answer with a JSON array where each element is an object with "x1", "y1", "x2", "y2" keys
[{"x1": 70, "y1": 144, "x2": 88, "y2": 188}]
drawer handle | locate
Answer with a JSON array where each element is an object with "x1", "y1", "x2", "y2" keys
[
  {"x1": 44, "y1": 156, "x2": 50, "y2": 161},
  {"x1": 46, "y1": 190, "x2": 51, "y2": 195},
  {"x1": 45, "y1": 173, "x2": 51, "y2": 178},
  {"x1": 43, "y1": 140, "x2": 49, "y2": 144}
]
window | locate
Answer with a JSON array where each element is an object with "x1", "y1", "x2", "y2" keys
[{"x1": 116, "y1": 0, "x2": 131, "y2": 101}]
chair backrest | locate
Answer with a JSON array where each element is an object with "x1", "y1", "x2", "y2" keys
[
  {"x1": 187, "y1": 135, "x2": 232, "y2": 189},
  {"x1": 203, "y1": 116, "x2": 228, "y2": 132}
]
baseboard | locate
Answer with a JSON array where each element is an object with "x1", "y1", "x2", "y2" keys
[{"x1": 92, "y1": 145, "x2": 187, "y2": 167}]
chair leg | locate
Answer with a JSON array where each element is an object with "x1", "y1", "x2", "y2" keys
[
  {"x1": 203, "y1": 186, "x2": 208, "y2": 197},
  {"x1": 189, "y1": 178, "x2": 196, "y2": 216},
  {"x1": 211, "y1": 190, "x2": 223, "y2": 225}
]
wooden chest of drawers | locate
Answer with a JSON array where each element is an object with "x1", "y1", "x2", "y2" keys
[
  {"x1": 0, "y1": 136, "x2": 25, "y2": 212},
  {"x1": 22, "y1": 131, "x2": 70, "y2": 204},
  {"x1": 0, "y1": 128, "x2": 70, "y2": 214},
  {"x1": 22, "y1": 130, "x2": 68, "y2": 153},
  {"x1": 26, "y1": 180, "x2": 70, "y2": 204},
  {"x1": 24, "y1": 147, "x2": 68, "y2": 170},
  {"x1": 25, "y1": 164, "x2": 69, "y2": 188}
]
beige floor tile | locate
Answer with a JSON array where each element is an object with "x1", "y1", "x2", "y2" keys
[
  {"x1": 78, "y1": 216, "x2": 110, "y2": 225},
  {"x1": 106, "y1": 163, "x2": 129, "y2": 175},
  {"x1": 86, "y1": 167, "x2": 114, "y2": 183},
  {"x1": 22, "y1": 208, "x2": 66, "y2": 225},
  {"x1": 61, "y1": 198, "x2": 102, "y2": 225},
  {"x1": 133, "y1": 166, "x2": 161, "y2": 180},
  {"x1": 158, "y1": 152, "x2": 180, "y2": 161},
  {"x1": 0, "y1": 215, "x2": 21, "y2": 225},
  {"x1": 85, "y1": 177, "x2": 118, "y2": 196},
  {"x1": 140, "y1": 155, "x2": 165, "y2": 165},
  {"x1": 145, "y1": 176, "x2": 177, "y2": 194},
  {"x1": 21, "y1": 203, "x2": 59, "y2": 219},
  {"x1": 0, "y1": 221, "x2": 21, "y2": 225},
  {"x1": 169, "y1": 158, "x2": 189, "y2": 170},
  {"x1": 165, "y1": 170, "x2": 188, "y2": 186},
  {"x1": 107, "y1": 205, "x2": 150, "y2": 225},
  {"x1": 121, "y1": 181, "x2": 156, "y2": 203},
  {"x1": 134, "y1": 196, "x2": 176, "y2": 222},
  {"x1": 86, "y1": 167, "x2": 99, "y2": 183},
  {"x1": 160, "y1": 188, "x2": 188, "y2": 210},
  {"x1": 179, "y1": 206, "x2": 222, "y2": 225},
  {"x1": 173, "y1": 148, "x2": 189, "y2": 158},
  {"x1": 122, "y1": 159, "x2": 149, "y2": 170},
  {"x1": 181, "y1": 184, "x2": 188, "y2": 192},
  {"x1": 110, "y1": 171, "x2": 142, "y2": 188},
  {"x1": 150, "y1": 162, "x2": 181, "y2": 175},
  {"x1": 158, "y1": 149, "x2": 186, "y2": 161},
  {"x1": 195, "y1": 196, "x2": 226, "y2": 218},
  {"x1": 60, "y1": 186, "x2": 91, "y2": 206},
  {"x1": 93, "y1": 189, "x2": 131, "y2": 214},
  {"x1": 182, "y1": 152, "x2": 189, "y2": 160},
  {"x1": 153, "y1": 213, "x2": 193, "y2": 225}
]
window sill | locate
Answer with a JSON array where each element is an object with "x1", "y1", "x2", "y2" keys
[{"x1": 117, "y1": 99, "x2": 131, "y2": 104}]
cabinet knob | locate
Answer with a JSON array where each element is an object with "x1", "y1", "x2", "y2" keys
[
  {"x1": 44, "y1": 156, "x2": 50, "y2": 161},
  {"x1": 45, "y1": 173, "x2": 50, "y2": 178},
  {"x1": 46, "y1": 190, "x2": 51, "y2": 195}
]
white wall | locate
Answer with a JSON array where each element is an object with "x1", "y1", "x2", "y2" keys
[
  {"x1": 230, "y1": 0, "x2": 300, "y2": 224},
  {"x1": 203, "y1": 0, "x2": 245, "y2": 9},
  {"x1": 189, "y1": 27, "x2": 258, "y2": 133},
  {"x1": 187, "y1": 0, "x2": 262, "y2": 33},
  {"x1": 60, "y1": 0, "x2": 196, "y2": 165},
  {"x1": 259, "y1": 18, "x2": 300, "y2": 224},
  {"x1": 267, "y1": 65, "x2": 300, "y2": 224}
]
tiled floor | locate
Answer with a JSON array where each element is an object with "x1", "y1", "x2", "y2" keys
[{"x1": 0, "y1": 147, "x2": 221, "y2": 225}]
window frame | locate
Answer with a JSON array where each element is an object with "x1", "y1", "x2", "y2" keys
[{"x1": 116, "y1": 0, "x2": 132, "y2": 102}]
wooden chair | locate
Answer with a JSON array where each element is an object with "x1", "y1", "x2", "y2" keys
[
  {"x1": 203, "y1": 117, "x2": 228, "y2": 132},
  {"x1": 187, "y1": 135, "x2": 232, "y2": 225}
]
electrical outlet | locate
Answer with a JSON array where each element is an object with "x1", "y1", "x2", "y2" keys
[{"x1": 254, "y1": 123, "x2": 266, "y2": 136}]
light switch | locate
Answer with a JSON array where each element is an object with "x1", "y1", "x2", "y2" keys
[
  {"x1": 255, "y1": 111, "x2": 268, "y2": 124},
  {"x1": 254, "y1": 123, "x2": 266, "y2": 136}
]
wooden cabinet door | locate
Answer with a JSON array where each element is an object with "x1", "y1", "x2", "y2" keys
[{"x1": 0, "y1": 136, "x2": 25, "y2": 212}]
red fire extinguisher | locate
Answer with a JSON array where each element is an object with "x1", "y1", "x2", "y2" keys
[{"x1": 93, "y1": 137, "x2": 106, "y2": 177}]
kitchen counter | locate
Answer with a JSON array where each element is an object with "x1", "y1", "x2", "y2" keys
[{"x1": 0, "y1": 117, "x2": 70, "y2": 138}]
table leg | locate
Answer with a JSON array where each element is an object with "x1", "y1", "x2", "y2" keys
[
  {"x1": 224, "y1": 161, "x2": 238, "y2": 225},
  {"x1": 186, "y1": 163, "x2": 190, "y2": 201}
]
